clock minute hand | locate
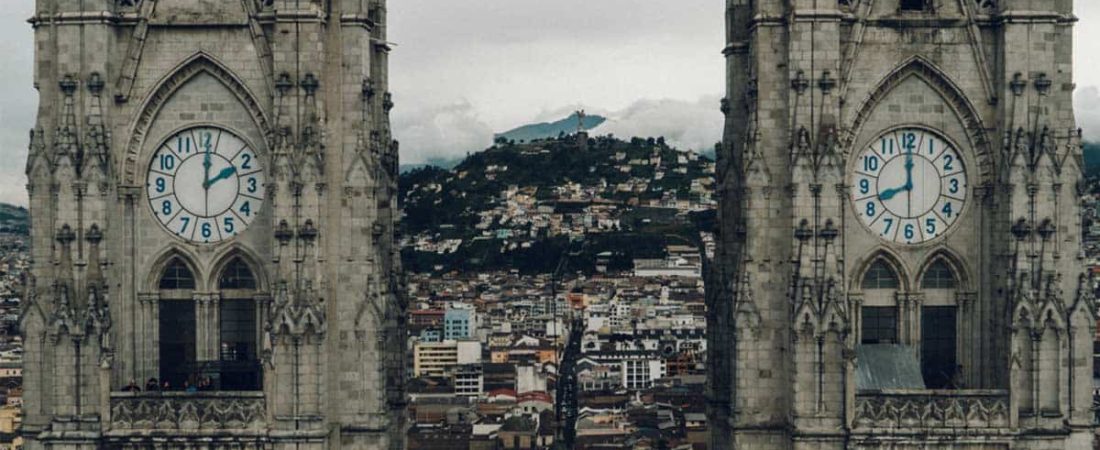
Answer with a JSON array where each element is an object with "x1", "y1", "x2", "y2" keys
[{"x1": 202, "y1": 147, "x2": 212, "y2": 190}]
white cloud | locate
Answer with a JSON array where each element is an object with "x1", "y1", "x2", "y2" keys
[
  {"x1": 392, "y1": 100, "x2": 495, "y2": 164},
  {"x1": 595, "y1": 96, "x2": 722, "y2": 154}
]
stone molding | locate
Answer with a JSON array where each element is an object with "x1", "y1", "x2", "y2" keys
[
  {"x1": 853, "y1": 390, "x2": 1010, "y2": 430},
  {"x1": 109, "y1": 392, "x2": 266, "y2": 431}
]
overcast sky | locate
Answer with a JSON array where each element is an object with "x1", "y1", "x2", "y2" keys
[{"x1": 1, "y1": 1, "x2": 1099, "y2": 206}]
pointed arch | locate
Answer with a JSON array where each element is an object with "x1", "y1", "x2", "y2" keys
[
  {"x1": 917, "y1": 250, "x2": 972, "y2": 291},
  {"x1": 121, "y1": 52, "x2": 273, "y2": 185},
  {"x1": 208, "y1": 244, "x2": 268, "y2": 292},
  {"x1": 853, "y1": 249, "x2": 910, "y2": 292},
  {"x1": 846, "y1": 56, "x2": 994, "y2": 183},
  {"x1": 145, "y1": 246, "x2": 203, "y2": 291}
]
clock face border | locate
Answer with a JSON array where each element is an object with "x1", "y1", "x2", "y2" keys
[
  {"x1": 145, "y1": 124, "x2": 265, "y2": 245},
  {"x1": 849, "y1": 124, "x2": 970, "y2": 246}
]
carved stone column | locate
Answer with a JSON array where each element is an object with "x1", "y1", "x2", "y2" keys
[
  {"x1": 194, "y1": 293, "x2": 221, "y2": 363},
  {"x1": 138, "y1": 292, "x2": 160, "y2": 380}
]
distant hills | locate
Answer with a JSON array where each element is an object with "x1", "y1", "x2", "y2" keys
[
  {"x1": 0, "y1": 203, "x2": 28, "y2": 235},
  {"x1": 495, "y1": 111, "x2": 606, "y2": 144}
]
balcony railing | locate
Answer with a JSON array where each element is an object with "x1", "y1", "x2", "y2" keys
[
  {"x1": 853, "y1": 389, "x2": 1010, "y2": 430},
  {"x1": 109, "y1": 392, "x2": 266, "y2": 431}
]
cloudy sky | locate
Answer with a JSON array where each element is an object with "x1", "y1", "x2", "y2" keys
[{"x1": 0, "y1": 1, "x2": 1098, "y2": 205}]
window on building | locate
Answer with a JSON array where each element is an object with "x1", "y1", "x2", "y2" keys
[
  {"x1": 159, "y1": 258, "x2": 196, "y2": 290},
  {"x1": 921, "y1": 260, "x2": 957, "y2": 289},
  {"x1": 900, "y1": 0, "x2": 927, "y2": 10},
  {"x1": 861, "y1": 307, "x2": 898, "y2": 344},
  {"x1": 862, "y1": 260, "x2": 900, "y2": 290},
  {"x1": 922, "y1": 306, "x2": 958, "y2": 388},
  {"x1": 217, "y1": 259, "x2": 261, "y2": 391},
  {"x1": 218, "y1": 258, "x2": 257, "y2": 290},
  {"x1": 159, "y1": 300, "x2": 196, "y2": 389}
]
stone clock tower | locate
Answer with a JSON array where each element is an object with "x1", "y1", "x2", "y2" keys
[
  {"x1": 711, "y1": 0, "x2": 1094, "y2": 449},
  {"x1": 21, "y1": 1, "x2": 405, "y2": 449}
]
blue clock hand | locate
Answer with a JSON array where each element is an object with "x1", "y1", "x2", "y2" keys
[
  {"x1": 202, "y1": 146, "x2": 212, "y2": 190},
  {"x1": 204, "y1": 166, "x2": 237, "y2": 188},
  {"x1": 879, "y1": 186, "x2": 905, "y2": 201}
]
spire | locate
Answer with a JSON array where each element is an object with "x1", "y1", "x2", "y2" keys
[{"x1": 83, "y1": 72, "x2": 110, "y2": 175}]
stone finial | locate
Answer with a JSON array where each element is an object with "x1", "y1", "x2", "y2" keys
[
  {"x1": 87, "y1": 72, "x2": 105, "y2": 94},
  {"x1": 791, "y1": 70, "x2": 809, "y2": 95},
  {"x1": 1034, "y1": 73, "x2": 1052, "y2": 96},
  {"x1": 818, "y1": 71, "x2": 837, "y2": 94},
  {"x1": 1011, "y1": 218, "x2": 1031, "y2": 240},
  {"x1": 300, "y1": 73, "x2": 320, "y2": 94},
  {"x1": 1009, "y1": 73, "x2": 1026, "y2": 96},
  {"x1": 274, "y1": 72, "x2": 293, "y2": 95}
]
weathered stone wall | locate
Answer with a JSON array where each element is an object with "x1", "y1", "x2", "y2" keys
[{"x1": 22, "y1": 1, "x2": 404, "y2": 449}]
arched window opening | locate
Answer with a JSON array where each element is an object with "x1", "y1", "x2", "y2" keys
[
  {"x1": 921, "y1": 260, "x2": 957, "y2": 289},
  {"x1": 159, "y1": 258, "x2": 196, "y2": 290},
  {"x1": 219, "y1": 258, "x2": 257, "y2": 290},
  {"x1": 158, "y1": 257, "x2": 196, "y2": 390},
  {"x1": 215, "y1": 257, "x2": 261, "y2": 391},
  {"x1": 862, "y1": 260, "x2": 900, "y2": 290}
]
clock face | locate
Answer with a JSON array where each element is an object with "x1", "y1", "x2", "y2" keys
[
  {"x1": 851, "y1": 127, "x2": 967, "y2": 244},
  {"x1": 146, "y1": 126, "x2": 265, "y2": 243}
]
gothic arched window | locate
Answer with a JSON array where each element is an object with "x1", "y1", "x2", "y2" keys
[
  {"x1": 921, "y1": 260, "x2": 957, "y2": 289},
  {"x1": 159, "y1": 258, "x2": 196, "y2": 290},
  {"x1": 218, "y1": 258, "x2": 257, "y2": 290},
  {"x1": 862, "y1": 260, "x2": 900, "y2": 290},
  {"x1": 216, "y1": 257, "x2": 261, "y2": 391},
  {"x1": 158, "y1": 257, "x2": 197, "y2": 390}
]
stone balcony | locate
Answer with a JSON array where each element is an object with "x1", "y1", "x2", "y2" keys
[
  {"x1": 853, "y1": 389, "x2": 1011, "y2": 431},
  {"x1": 108, "y1": 392, "x2": 267, "y2": 433}
]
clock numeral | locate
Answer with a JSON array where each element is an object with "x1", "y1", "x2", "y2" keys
[
  {"x1": 865, "y1": 201, "x2": 876, "y2": 218},
  {"x1": 201, "y1": 222, "x2": 213, "y2": 239},
  {"x1": 883, "y1": 217, "x2": 894, "y2": 235},
  {"x1": 159, "y1": 154, "x2": 175, "y2": 171},
  {"x1": 948, "y1": 178, "x2": 959, "y2": 194},
  {"x1": 942, "y1": 201, "x2": 954, "y2": 218},
  {"x1": 224, "y1": 217, "x2": 235, "y2": 234},
  {"x1": 901, "y1": 132, "x2": 917, "y2": 151},
  {"x1": 179, "y1": 216, "x2": 191, "y2": 233},
  {"x1": 155, "y1": 177, "x2": 166, "y2": 193},
  {"x1": 247, "y1": 177, "x2": 257, "y2": 193},
  {"x1": 943, "y1": 154, "x2": 954, "y2": 171},
  {"x1": 863, "y1": 155, "x2": 879, "y2": 172},
  {"x1": 881, "y1": 138, "x2": 894, "y2": 155},
  {"x1": 161, "y1": 200, "x2": 172, "y2": 216},
  {"x1": 925, "y1": 218, "x2": 937, "y2": 235},
  {"x1": 928, "y1": 138, "x2": 935, "y2": 155},
  {"x1": 240, "y1": 201, "x2": 252, "y2": 217},
  {"x1": 241, "y1": 153, "x2": 253, "y2": 170},
  {"x1": 859, "y1": 179, "x2": 870, "y2": 195},
  {"x1": 177, "y1": 136, "x2": 191, "y2": 154},
  {"x1": 201, "y1": 131, "x2": 213, "y2": 152},
  {"x1": 904, "y1": 223, "x2": 915, "y2": 240}
]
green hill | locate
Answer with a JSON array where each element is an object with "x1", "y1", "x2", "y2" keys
[
  {"x1": 0, "y1": 203, "x2": 29, "y2": 235},
  {"x1": 495, "y1": 112, "x2": 606, "y2": 143}
]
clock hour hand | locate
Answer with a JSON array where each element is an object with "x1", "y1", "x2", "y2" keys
[
  {"x1": 903, "y1": 149, "x2": 914, "y2": 190},
  {"x1": 204, "y1": 166, "x2": 237, "y2": 189},
  {"x1": 879, "y1": 186, "x2": 906, "y2": 201}
]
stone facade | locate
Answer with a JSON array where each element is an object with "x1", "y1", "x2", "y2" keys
[
  {"x1": 711, "y1": 0, "x2": 1095, "y2": 449},
  {"x1": 21, "y1": 1, "x2": 405, "y2": 449}
]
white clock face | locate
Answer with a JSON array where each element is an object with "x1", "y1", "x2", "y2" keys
[
  {"x1": 851, "y1": 127, "x2": 967, "y2": 244},
  {"x1": 146, "y1": 127, "x2": 265, "y2": 243}
]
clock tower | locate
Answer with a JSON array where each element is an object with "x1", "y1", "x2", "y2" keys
[
  {"x1": 22, "y1": 1, "x2": 405, "y2": 449},
  {"x1": 711, "y1": 0, "x2": 1094, "y2": 449}
]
